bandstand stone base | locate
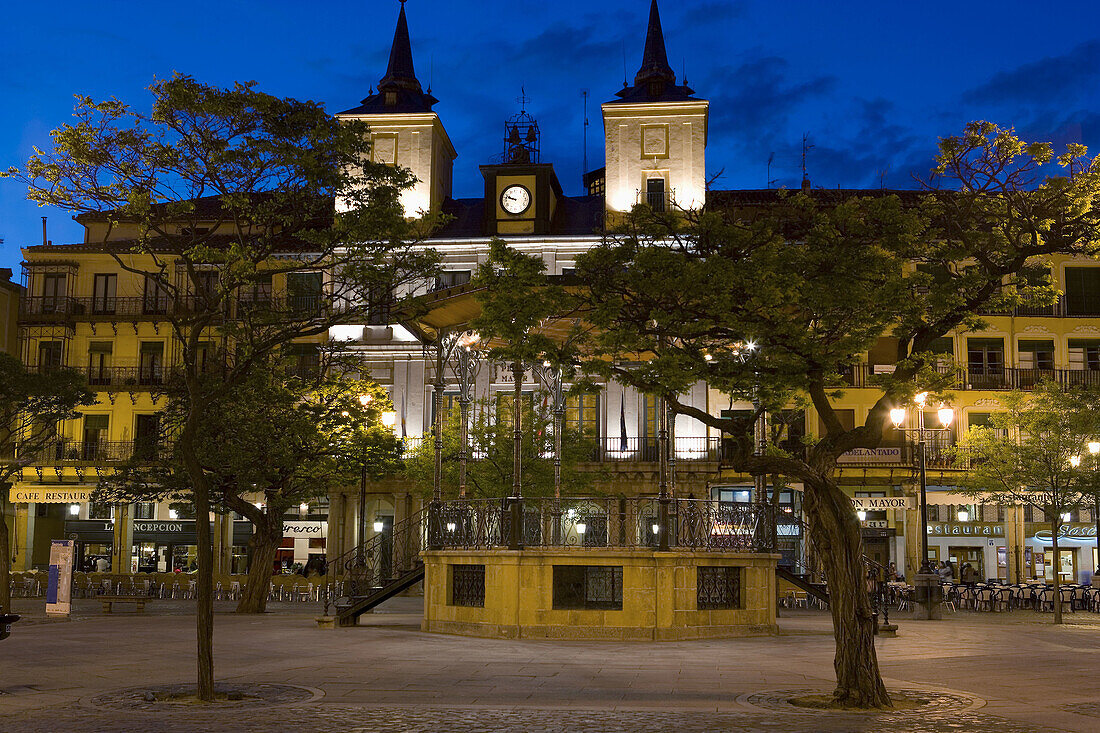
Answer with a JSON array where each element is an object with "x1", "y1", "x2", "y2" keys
[{"x1": 422, "y1": 549, "x2": 779, "y2": 641}]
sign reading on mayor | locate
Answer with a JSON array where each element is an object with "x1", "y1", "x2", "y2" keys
[{"x1": 850, "y1": 496, "x2": 913, "y2": 511}]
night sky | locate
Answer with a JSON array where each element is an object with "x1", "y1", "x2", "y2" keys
[{"x1": 3, "y1": 0, "x2": 1100, "y2": 274}]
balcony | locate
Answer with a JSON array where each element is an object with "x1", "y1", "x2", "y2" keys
[
  {"x1": 398, "y1": 436, "x2": 721, "y2": 463},
  {"x1": 15, "y1": 440, "x2": 166, "y2": 465},
  {"x1": 19, "y1": 294, "x2": 339, "y2": 324},
  {"x1": 82, "y1": 364, "x2": 167, "y2": 390},
  {"x1": 838, "y1": 364, "x2": 1100, "y2": 391}
]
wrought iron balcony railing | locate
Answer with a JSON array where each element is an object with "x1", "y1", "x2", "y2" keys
[
  {"x1": 428, "y1": 496, "x2": 778, "y2": 553},
  {"x1": 838, "y1": 364, "x2": 1100, "y2": 391},
  {"x1": 15, "y1": 440, "x2": 168, "y2": 465}
]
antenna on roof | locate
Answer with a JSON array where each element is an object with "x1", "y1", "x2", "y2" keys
[
  {"x1": 622, "y1": 42, "x2": 628, "y2": 87},
  {"x1": 767, "y1": 153, "x2": 777, "y2": 189},
  {"x1": 517, "y1": 86, "x2": 530, "y2": 113},
  {"x1": 801, "y1": 133, "x2": 814, "y2": 191},
  {"x1": 682, "y1": 57, "x2": 686, "y2": 86},
  {"x1": 582, "y1": 89, "x2": 590, "y2": 181},
  {"x1": 879, "y1": 168, "x2": 889, "y2": 190},
  {"x1": 428, "y1": 54, "x2": 433, "y2": 94}
]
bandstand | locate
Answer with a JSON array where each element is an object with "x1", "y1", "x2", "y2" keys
[{"x1": 320, "y1": 281, "x2": 781, "y2": 638}]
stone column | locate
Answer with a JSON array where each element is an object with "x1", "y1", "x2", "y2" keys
[
  {"x1": 903, "y1": 496, "x2": 920, "y2": 580},
  {"x1": 1004, "y1": 505, "x2": 1026, "y2": 584},
  {"x1": 344, "y1": 491, "x2": 360, "y2": 552},
  {"x1": 111, "y1": 504, "x2": 133, "y2": 573},
  {"x1": 213, "y1": 514, "x2": 233, "y2": 577},
  {"x1": 13, "y1": 503, "x2": 34, "y2": 571},
  {"x1": 326, "y1": 492, "x2": 344, "y2": 562}
]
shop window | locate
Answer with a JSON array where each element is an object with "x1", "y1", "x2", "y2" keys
[
  {"x1": 1064, "y1": 267, "x2": 1100, "y2": 316},
  {"x1": 40, "y1": 273, "x2": 66, "y2": 312},
  {"x1": 139, "y1": 342, "x2": 164, "y2": 385},
  {"x1": 143, "y1": 275, "x2": 170, "y2": 315},
  {"x1": 1067, "y1": 339, "x2": 1100, "y2": 374},
  {"x1": 134, "y1": 502, "x2": 156, "y2": 520},
  {"x1": 433, "y1": 270, "x2": 471, "y2": 292},
  {"x1": 92, "y1": 273, "x2": 117, "y2": 315},
  {"x1": 288, "y1": 343, "x2": 321, "y2": 379},
  {"x1": 89, "y1": 501, "x2": 113, "y2": 519},
  {"x1": 83, "y1": 415, "x2": 109, "y2": 460},
  {"x1": 495, "y1": 391, "x2": 535, "y2": 429},
  {"x1": 37, "y1": 341, "x2": 63, "y2": 371},
  {"x1": 697, "y1": 566, "x2": 742, "y2": 610},
  {"x1": 565, "y1": 393, "x2": 600, "y2": 435},
  {"x1": 450, "y1": 564, "x2": 485, "y2": 607},
  {"x1": 287, "y1": 271, "x2": 323, "y2": 316},
  {"x1": 87, "y1": 342, "x2": 113, "y2": 386},
  {"x1": 855, "y1": 490, "x2": 888, "y2": 523},
  {"x1": 552, "y1": 565, "x2": 623, "y2": 610},
  {"x1": 967, "y1": 338, "x2": 1005, "y2": 388},
  {"x1": 134, "y1": 414, "x2": 161, "y2": 460}
]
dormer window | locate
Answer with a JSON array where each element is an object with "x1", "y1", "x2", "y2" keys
[
  {"x1": 385, "y1": 91, "x2": 397, "y2": 106},
  {"x1": 648, "y1": 81, "x2": 664, "y2": 98}
]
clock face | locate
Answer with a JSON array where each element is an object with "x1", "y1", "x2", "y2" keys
[{"x1": 500, "y1": 184, "x2": 532, "y2": 215}]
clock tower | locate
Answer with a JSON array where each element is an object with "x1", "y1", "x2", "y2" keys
[{"x1": 480, "y1": 107, "x2": 563, "y2": 235}]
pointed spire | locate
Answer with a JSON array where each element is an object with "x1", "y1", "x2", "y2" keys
[
  {"x1": 379, "y1": 0, "x2": 423, "y2": 94},
  {"x1": 341, "y1": 0, "x2": 437, "y2": 114},
  {"x1": 634, "y1": 0, "x2": 676, "y2": 87},
  {"x1": 611, "y1": 0, "x2": 694, "y2": 104}
]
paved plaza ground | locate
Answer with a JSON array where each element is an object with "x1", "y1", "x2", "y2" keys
[{"x1": 1, "y1": 596, "x2": 1098, "y2": 732}]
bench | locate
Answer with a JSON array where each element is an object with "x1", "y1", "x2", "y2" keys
[{"x1": 99, "y1": 596, "x2": 150, "y2": 614}]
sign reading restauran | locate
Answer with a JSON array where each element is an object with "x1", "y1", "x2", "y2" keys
[
  {"x1": 8, "y1": 486, "x2": 94, "y2": 503},
  {"x1": 850, "y1": 496, "x2": 913, "y2": 511},
  {"x1": 928, "y1": 522, "x2": 1004, "y2": 537}
]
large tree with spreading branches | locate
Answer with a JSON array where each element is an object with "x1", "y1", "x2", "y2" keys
[
  {"x1": 4, "y1": 75, "x2": 437, "y2": 699},
  {"x1": 573, "y1": 122, "x2": 1100, "y2": 707}
]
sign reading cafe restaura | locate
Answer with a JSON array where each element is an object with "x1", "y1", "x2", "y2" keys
[{"x1": 8, "y1": 486, "x2": 94, "y2": 503}]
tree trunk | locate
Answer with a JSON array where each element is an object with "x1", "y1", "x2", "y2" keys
[
  {"x1": 236, "y1": 518, "x2": 280, "y2": 614},
  {"x1": 1051, "y1": 519, "x2": 1062, "y2": 625},
  {"x1": 803, "y1": 474, "x2": 891, "y2": 708},
  {"x1": 178, "y1": 412, "x2": 215, "y2": 701},
  {"x1": 0, "y1": 489, "x2": 11, "y2": 614}
]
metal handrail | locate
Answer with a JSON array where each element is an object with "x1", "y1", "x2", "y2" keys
[{"x1": 321, "y1": 508, "x2": 427, "y2": 616}]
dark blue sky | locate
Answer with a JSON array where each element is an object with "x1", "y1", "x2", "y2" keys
[{"x1": 4, "y1": 0, "x2": 1100, "y2": 275}]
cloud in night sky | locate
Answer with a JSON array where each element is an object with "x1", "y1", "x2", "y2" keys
[
  {"x1": 4, "y1": 0, "x2": 1100, "y2": 271},
  {"x1": 965, "y1": 40, "x2": 1100, "y2": 108}
]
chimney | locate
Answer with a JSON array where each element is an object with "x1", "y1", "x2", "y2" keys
[
  {"x1": 42, "y1": 217, "x2": 48, "y2": 246},
  {"x1": 801, "y1": 175, "x2": 811, "y2": 193}
]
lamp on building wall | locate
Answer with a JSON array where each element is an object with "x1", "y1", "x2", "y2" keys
[
  {"x1": 168, "y1": 509, "x2": 179, "y2": 520},
  {"x1": 576, "y1": 522, "x2": 587, "y2": 535},
  {"x1": 957, "y1": 509, "x2": 969, "y2": 522},
  {"x1": 857, "y1": 510, "x2": 867, "y2": 522},
  {"x1": 299, "y1": 502, "x2": 309, "y2": 515},
  {"x1": 891, "y1": 394, "x2": 956, "y2": 577},
  {"x1": 381, "y1": 411, "x2": 397, "y2": 428},
  {"x1": 373, "y1": 519, "x2": 385, "y2": 533},
  {"x1": 69, "y1": 503, "x2": 80, "y2": 516},
  {"x1": 1061, "y1": 512, "x2": 1072, "y2": 523}
]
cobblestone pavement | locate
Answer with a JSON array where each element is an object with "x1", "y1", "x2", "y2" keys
[
  {"x1": 0, "y1": 703, "x2": 1054, "y2": 733},
  {"x1": 3, "y1": 598, "x2": 1098, "y2": 733}
]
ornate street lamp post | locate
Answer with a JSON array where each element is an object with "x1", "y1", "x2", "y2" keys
[{"x1": 890, "y1": 393, "x2": 955, "y2": 576}]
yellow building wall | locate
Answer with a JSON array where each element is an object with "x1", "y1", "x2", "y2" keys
[{"x1": 422, "y1": 549, "x2": 777, "y2": 640}]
